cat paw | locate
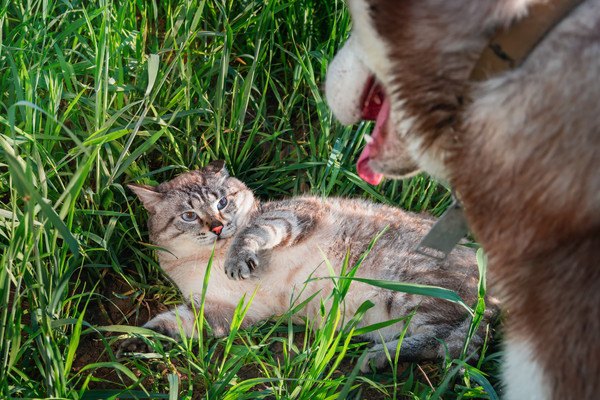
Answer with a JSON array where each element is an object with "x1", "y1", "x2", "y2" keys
[
  {"x1": 224, "y1": 249, "x2": 259, "y2": 280},
  {"x1": 360, "y1": 344, "x2": 389, "y2": 373},
  {"x1": 116, "y1": 336, "x2": 152, "y2": 359},
  {"x1": 205, "y1": 314, "x2": 232, "y2": 338},
  {"x1": 116, "y1": 325, "x2": 175, "y2": 359}
]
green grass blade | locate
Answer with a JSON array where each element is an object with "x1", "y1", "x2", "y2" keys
[
  {"x1": 336, "y1": 276, "x2": 473, "y2": 316},
  {"x1": 1, "y1": 138, "x2": 80, "y2": 257}
]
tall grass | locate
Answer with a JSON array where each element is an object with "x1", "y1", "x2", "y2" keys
[{"x1": 0, "y1": 0, "x2": 497, "y2": 398}]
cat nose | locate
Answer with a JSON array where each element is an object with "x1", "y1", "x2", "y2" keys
[{"x1": 210, "y1": 221, "x2": 224, "y2": 236}]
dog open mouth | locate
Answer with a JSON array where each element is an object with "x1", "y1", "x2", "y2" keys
[{"x1": 357, "y1": 77, "x2": 390, "y2": 185}]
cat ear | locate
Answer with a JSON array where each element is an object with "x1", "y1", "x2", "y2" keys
[
  {"x1": 203, "y1": 160, "x2": 229, "y2": 177},
  {"x1": 127, "y1": 184, "x2": 164, "y2": 212}
]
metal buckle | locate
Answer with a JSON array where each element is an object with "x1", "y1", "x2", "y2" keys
[{"x1": 415, "y1": 194, "x2": 469, "y2": 260}]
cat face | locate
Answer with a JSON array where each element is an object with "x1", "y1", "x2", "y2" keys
[{"x1": 129, "y1": 161, "x2": 256, "y2": 252}]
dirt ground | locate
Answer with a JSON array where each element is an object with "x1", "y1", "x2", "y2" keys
[{"x1": 71, "y1": 274, "x2": 169, "y2": 389}]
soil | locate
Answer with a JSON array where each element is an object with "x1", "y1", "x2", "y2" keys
[{"x1": 72, "y1": 273, "x2": 170, "y2": 390}]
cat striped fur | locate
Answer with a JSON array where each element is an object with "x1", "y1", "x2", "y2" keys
[{"x1": 121, "y1": 161, "x2": 498, "y2": 370}]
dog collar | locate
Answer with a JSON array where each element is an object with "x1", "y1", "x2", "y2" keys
[
  {"x1": 416, "y1": 191, "x2": 469, "y2": 260},
  {"x1": 470, "y1": 0, "x2": 585, "y2": 81},
  {"x1": 416, "y1": 0, "x2": 584, "y2": 260}
]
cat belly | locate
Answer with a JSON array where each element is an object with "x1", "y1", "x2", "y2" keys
[
  {"x1": 259, "y1": 236, "x2": 393, "y2": 330},
  {"x1": 261, "y1": 236, "x2": 336, "y2": 314}
]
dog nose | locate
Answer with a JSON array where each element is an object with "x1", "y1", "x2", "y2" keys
[{"x1": 210, "y1": 221, "x2": 224, "y2": 236}]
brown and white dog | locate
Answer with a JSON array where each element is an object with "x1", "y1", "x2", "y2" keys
[{"x1": 325, "y1": 1, "x2": 600, "y2": 399}]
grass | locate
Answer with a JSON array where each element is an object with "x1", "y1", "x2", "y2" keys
[{"x1": 0, "y1": 0, "x2": 500, "y2": 398}]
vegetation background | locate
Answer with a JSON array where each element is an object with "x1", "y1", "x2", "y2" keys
[{"x1": 0, "y1": 0, "x2": 500, "y2": 398}]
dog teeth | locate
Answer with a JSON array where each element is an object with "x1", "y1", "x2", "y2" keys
[{"x1": 364, "y1": 134, "x2": 374, "y2": 144}]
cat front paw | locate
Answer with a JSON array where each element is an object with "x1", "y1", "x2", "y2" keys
[{"x1": 225, "y1": 249, "x2": 259, "y2": 280}]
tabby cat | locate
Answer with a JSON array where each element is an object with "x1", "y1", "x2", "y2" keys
[{"x1": 121, "y1": 161, "x2": 497, "y2": 370}]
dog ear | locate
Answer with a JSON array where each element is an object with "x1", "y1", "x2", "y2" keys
[
  {"x1": 127, "y1": 184, "x2": 163, "y2": 212},
  {"x1": 202, "y1": 160, "x2": 229, "y2": 177}
]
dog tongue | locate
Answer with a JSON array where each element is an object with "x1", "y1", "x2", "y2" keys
[{"x1": 357, "y1": 95, "x2": 390, "y2": 185}]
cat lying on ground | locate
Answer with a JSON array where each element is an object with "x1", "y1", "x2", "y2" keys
[{"x1": 121, "y1": 161, "x2": 497, "y2": 370}]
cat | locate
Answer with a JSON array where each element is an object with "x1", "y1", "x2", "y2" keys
[{"x1": 121, "y1": 161, "x2": 498, "y2": 370}]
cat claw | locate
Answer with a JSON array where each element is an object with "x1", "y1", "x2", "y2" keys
[
  {"x1": 225, "y1": 261, "x2": 252, "y2": 280},
  {"x1": 225, "y1": 250, "x2": 259, "y2": 280}
]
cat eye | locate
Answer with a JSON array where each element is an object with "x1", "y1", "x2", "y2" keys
[
  {"x1": 217, "y1": 197, "x2": 228, "y2": 210},
  {"x1": 181, "y1": 211, "x2": 198, "y2": 222}
]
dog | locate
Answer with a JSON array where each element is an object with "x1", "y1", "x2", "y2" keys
[{"x1": 325, "y1": 1, "x2": 600, "y2": 399}]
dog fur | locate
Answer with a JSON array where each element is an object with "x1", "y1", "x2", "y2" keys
[{"x1": 325, "y1": 0, "x2": 600, "y2": 399}]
